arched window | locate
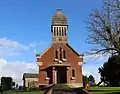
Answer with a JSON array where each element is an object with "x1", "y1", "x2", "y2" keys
[
  {"x1": 64, "y1": 27, "x2": 67, "y2": 36},
  {"x1": 57, "y1": 27, "x2": 58, "y2": 36},
  {"x1": 63, "y1": 50, "x2": 66, "y2": 59},
  {"x1": 59, "y1": 27, "x2": 61, "y2": 36},
  {"x1": 62, "y1": 30, "x2": 64, "y2": 36},
  {"x1": 54, "y1": 27, "x2": 56, "y2": 36},
  {"x1": 72, "y1": 69, "x2": 75, "y2": 77},
  {"x1": 65, "y1": 31, "x2": 67, "y2": 36},
  {"x1": 55, "y1": 50, "x2": 58, "y2": 59},
  {"x1": 62, "y1": 27, "x2": 64, "y2": 35},
  {"x1": 60, "y1": 47, "x2": 62, "y2": 60}
]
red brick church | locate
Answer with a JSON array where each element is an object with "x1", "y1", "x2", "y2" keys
[{"x1": 36, "y1": 8, "x2": 84, "y2": 87}]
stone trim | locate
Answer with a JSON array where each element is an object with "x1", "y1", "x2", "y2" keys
[
  {"x1": 71, "y1": 77, "x2": 75, "y2": 80},
  {"x1": 62, "y1": 58, "x2": 66, "y2": 61},
  {"x1": 54, "y1": 58, "x2": 58, "y2": 62},
  {"x1": 45, "y1": 77, "x2": 50, "y2": 80},
  {"x1": 37, "y1": 62, "x2": 42, "y2": 66},
  {"x1": 78, "y1": 62, "x2": 83, "y2": 65},
  {"x1": 79, "y1": 56, "x2": 83, "y2": 58},
  {"x1": 58, "y1": 60, "x2": 62, "y2": 63},
  {"x1": 36, "y1": 54, "x2": 41, "y2": 58}
]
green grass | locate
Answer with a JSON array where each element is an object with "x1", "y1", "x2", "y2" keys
[
  {"x1": 87, "y1": 87, "x2": 120, "y2": 94},
  {"x1": 53, "y1": 84, "x2": 71, "y2": 89},
  {"x1": 0, "y1": 90, "x2": 45, "y2": 94}
]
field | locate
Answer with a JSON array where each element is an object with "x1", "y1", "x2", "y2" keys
[
  {"x1": 87, "y1": 87, "x2": 120, "y2": 94},
  {"x1": 0, "y1": 90, "x2": 45, "y2": 94}
]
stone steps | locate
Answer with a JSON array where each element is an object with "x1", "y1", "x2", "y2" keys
[{"x1": 44, "y1": 84, "x2": 91, "y2": 94}]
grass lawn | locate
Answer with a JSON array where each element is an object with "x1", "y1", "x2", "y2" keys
[
  {"x1": 1, "y1": 90, "x2": 45, "y2": 94},
  {"x1": 53, "y1": 84, "x2": 71, "y2": 89},
  {"x1": 87, "y1": 87, "x2": 120, "y2": 94}
]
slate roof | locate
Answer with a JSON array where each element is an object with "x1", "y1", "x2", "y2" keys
[
  {"x1": 52, "y1": 8, "x2": 67, "y2": 25},
  {"x1": 23, "y1": 73, "x2": 38, "y2": 79}
]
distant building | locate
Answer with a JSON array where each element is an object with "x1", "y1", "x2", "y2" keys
[
  {"x1": 23, "y1": 73, "x2": 38, "y2": 88},
  {"x1": 36, "y1": 8, "x2": 84, "y2": 87}
]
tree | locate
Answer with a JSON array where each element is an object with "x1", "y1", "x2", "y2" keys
[
  {"x1": 11, "y1": 82, "x2": 15, "y2": 89},
  {"x1": 98, "y1": 55, "x2": 120, "y2": 86},
  {"x1": 87, "y1": 0, "x2": 120, "y2": 55},
  {"x1": 1, "y1": 77, "x2": 13, "y2": 90},
  {"x1": 83, "y1": 75, "x2": 96, "y2": 87},
  {"x1": 83, "y1": 75, "x2": 89, "y2": 88},
  {"x1": 83, "y1": 75, "x2": 89, "y2": 83},
  {"x1": 88, "y1": 75, "x2": 95, "y2": 86},
  {"x1": 0, "y1": 86, "x2": 3, "y2": 94},
  {"x1": 15, "y1": 84, "x2": 19, "y2": 90}
]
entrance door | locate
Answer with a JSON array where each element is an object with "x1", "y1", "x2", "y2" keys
[{"x1": 57, "y1": 67, "x2": 67, "y2": 84}]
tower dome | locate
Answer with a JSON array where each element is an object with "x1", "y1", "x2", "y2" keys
[
  {"x1": 52, "y1": 9, "x2": 68, "y2": 43},
  {"x1": 52, "y1": 8, "x2": 67, "y2": 25}
]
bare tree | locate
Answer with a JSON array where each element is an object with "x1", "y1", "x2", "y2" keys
[{"x1": 87, "y1": 0, "x2": 120, "y2": 55}]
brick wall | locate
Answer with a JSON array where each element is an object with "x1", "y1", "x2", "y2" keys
[{"x1": 37, "y1": 43, "x2": 83, "y2": 86}]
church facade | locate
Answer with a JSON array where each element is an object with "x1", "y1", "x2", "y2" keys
[{"x1": 36, "y1": 9, "x2": 84, "y2": 87}]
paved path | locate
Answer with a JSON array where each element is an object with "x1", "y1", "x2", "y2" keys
[
  {"x1": 52, "y1": 88, "x2": 90, "y2": 94},
  {"x1": 44, "y1": 84, "x2": 91, "y2": 94}
]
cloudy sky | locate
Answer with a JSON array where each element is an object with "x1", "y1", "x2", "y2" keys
[{"x1": 0, "y1": 0, "x2": 108, "y2": 85}]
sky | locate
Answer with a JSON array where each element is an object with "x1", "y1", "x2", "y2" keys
[{"x1": 0, "y1": 0, "x2": 109, "y2": 85}]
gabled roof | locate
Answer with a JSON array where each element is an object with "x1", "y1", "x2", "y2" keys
[
  {"x1": 37, "y1": 43, "x2": 84, "y2": 58},
  {"x1": 39, "y1": 44, "x2": 52, "y2": 57},
  {"x1": 23, "y1": 73, "x2": 38, "y2": 79},
  {"x1": 67, "y1": 43, "x2": 84, "y2": 56}
]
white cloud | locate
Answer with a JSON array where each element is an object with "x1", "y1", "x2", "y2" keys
[
  {"x1": 0, "y1": 38, "x2": 48, "y2": 86},
  {"x1": 0, "y1": 58, "x2": 38, "y2": 85},
  {"x1": 29, "y1": 40, "x2": 47, "y2": 54},
  {"x1": 0, "y1": 38, "x2": 28, "y2": 49},
  {"x1": 0, "y1": 38, "x2": 29, "y2": 57},
  {"x1": 29, "y1": 41, "x2": 46, "y2": 48},
  {"x1": 0, "y1": 38, "x2": 47, "y2": 58}
]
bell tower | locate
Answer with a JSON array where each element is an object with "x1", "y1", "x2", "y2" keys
[{"x1": 51, "y1": 8, "x2": 68, "y2": 43}]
